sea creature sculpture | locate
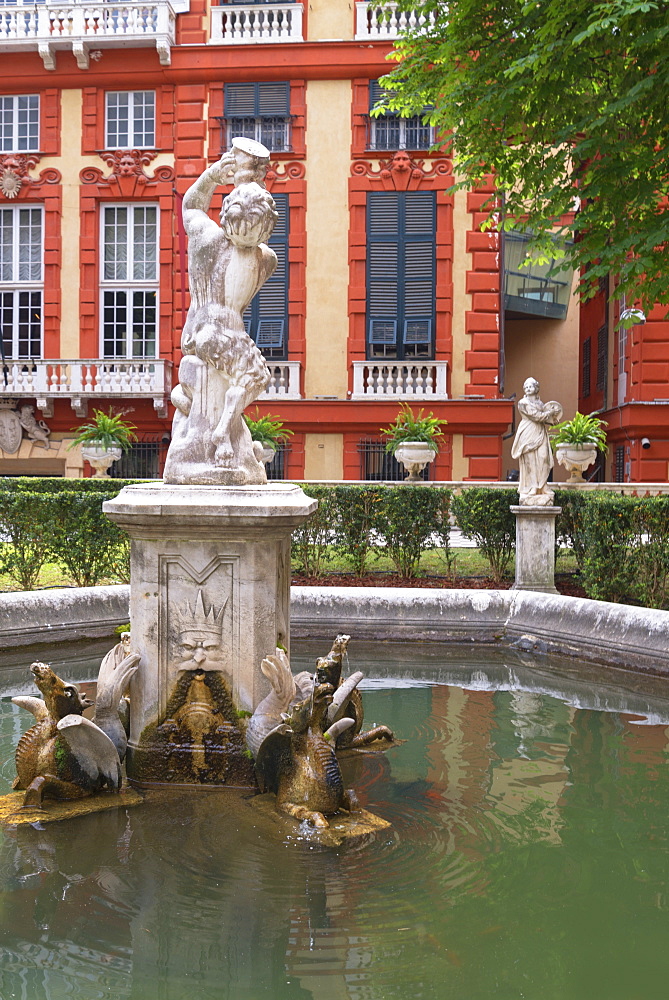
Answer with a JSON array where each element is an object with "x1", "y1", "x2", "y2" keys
[
  {"x1": 255, "y1": 682, "x2": 358, "y2": 828},
  {"x1": 12, "y1": 662, "x2": 123, "y2": 808},
  {"x1": 316, "y1": 634, "x2": 394, "y2": 749},
  {"x1": 245, "y1": 648, "x2": 313, "y2": 758},
  {"x1": 11, "y1": 637, "x2": 140, "y2": 808}
]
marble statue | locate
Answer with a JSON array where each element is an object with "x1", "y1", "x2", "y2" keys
[
  {"x1": 163, "y1": 137, "x2": 279, "y2": 486},
  {"x1": 511, "y1": 377, "x2": 563, "y2": 506}
]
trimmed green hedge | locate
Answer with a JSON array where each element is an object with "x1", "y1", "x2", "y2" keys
[
  {"x1": 2, "y1": 478, "x2": 669, "y2": 607},
  {"x1": 0, "y1": 477, "x2": 137, "y2": 589}
]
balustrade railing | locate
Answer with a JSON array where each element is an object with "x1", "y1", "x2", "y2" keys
[
  {"x1": 354, "y1": 1, "x2": 436, "y2": 40},
  {"x1": 0, "y1": 0, "x2": 176, "y2": 67},
  {"x1": 351, "y1": 361, "x2": 447, "y2": 399},
  {"x1": 259, "y1": 361, "x2": 301, "y2": 398},
  {"x1": 210, "y1": 2, "x2": 303, "y2": 44}
]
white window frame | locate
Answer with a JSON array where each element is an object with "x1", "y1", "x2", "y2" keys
[
  {"x1": 368, "y1": 115, "x2": 434, "y2": 152},
  {"x1": 99, "y1": 203, "x2": 159, "y2": 360},
  {"x1": 0, "y1": 94, "x2": 40, "y2": 153},
  {"x1": 0, "y1": 204, "x2": 43, "y2": 359},
  {"x1": 105, "y1": 91, "x2": 156, "y2": 150}
]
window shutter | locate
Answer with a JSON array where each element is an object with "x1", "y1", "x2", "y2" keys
[
  {"x1": 225, "y1": 82, "x2": 289, "y2": 117},
  {"x1": 244, "y1": 193, "x2": 288, "y2": 356}
]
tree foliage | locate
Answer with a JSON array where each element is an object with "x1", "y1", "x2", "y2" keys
[{"x1": 379, "y1": 0, "x2": 669, "y2": 312}]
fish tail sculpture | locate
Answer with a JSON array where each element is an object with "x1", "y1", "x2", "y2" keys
[{"x1": 92, "y1": 634, "x2": 140, "y2": 762}]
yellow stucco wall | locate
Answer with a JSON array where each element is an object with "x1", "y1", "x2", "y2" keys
[
  {"x1": 450, "y1": 434, "x2": 468, "y2": 480},
  {"x1": 306, "y1": 0, "x2": 353, "y2": 41},
  {"x1": 450, "y1": 188, "x2": 471, "y2": 399},
  {"x1": 303, "y1": 432, "x2": 344, "y2": 479},
  {"x1": 502, "y1": 271, "x2": 581, "y2": 482},
  {"x1": 303, "y1": 79, "x2": 351, "y2": 399}
]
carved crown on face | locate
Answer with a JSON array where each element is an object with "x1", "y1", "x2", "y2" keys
[{"x1": 176, "y1": 589, "x2": 226, "y2": 638}]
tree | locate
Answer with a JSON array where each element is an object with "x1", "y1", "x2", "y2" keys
[{"x1": 378, "y1": 0, "x2": 669, "y2": 314}]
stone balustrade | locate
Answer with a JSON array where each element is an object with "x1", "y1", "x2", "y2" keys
[
  {"x1": 350, "y1": 361, "x2": 447, "y2": 399},
  {"x1": 210, "y1": 2, "x2": 303, "y2": 44},
  {"x1": 259, "y1": 361, "x2": 301, "y2": 399},
  {"x1": 0, "y1": 0, "x2": 176, "y2": 69},
  {"x1": 0, "y1": 358, "x2": 173, "y2": 416},
  {"x1": 354, "y1": 1, "x2": 436, "y2": 40}
]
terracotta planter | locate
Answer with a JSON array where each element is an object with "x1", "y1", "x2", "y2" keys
[
  {"x1": 555, "y1": 443, "x2": 597, "y2": 484},
  {"x1": 80, "y1": 441, "x2": 123, "y2": 479},
  {"x1": 393, "y1": 441, "x2": 437, "y2": 482}
]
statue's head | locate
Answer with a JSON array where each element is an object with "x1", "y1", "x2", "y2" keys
[
  {"x1": 220, "y1": 182, "x2": 278, "y2": 247},
  {"x1": 523, "y1": 377, "x2": 540, "y2": 396}
]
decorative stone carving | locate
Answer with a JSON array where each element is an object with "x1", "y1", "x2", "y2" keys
[
  {"x1": 17, "y1": 405, "x2": 51, "y2": 448},
  {"x1": 0, "y1": 154, "x2": 60, "y2": 196},
  {"x1": 80, "y1": 153, "x2": 174, "y2": 191},
  {"x1": 393, "y1": 441, "x2": 437, "y2": 482},
  {"x1": 174, "y1": 590, "x2": 226, "y2": 673},
  {"x1": 351, "y1": 152, "x2": 450, "y2": 191},
  {"x1": 0, "y1": 406, "x2": 23, "y2": 454},
  {"x1": 555, "y1": 443, "x2": 598, "y2": 483},
  {"x1": 511, "y1": 377, "x2": 563, "y2": 506},
  {"x1": 163, "y1": 138, "x2": 279, "y2": 486}
]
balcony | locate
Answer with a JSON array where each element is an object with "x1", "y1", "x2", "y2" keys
[
  {"x1": 0, "y1": 359, "x2": 173, "y2": 417},
  {"x1": 259, "y1": 361, "x2": 301, "y2": 399},
  {"x1": 0, "y1": 0, "x2": 178, "y2": 70},
  {"x1": 354, "y1": 2, "x2": 436, "y2": 41},
  {"x1": 351, "y1": 361, "x2": 447, "y2": 400},
  {"x1": 210, "y1": 3, "x2": 303, "y2": 44}
]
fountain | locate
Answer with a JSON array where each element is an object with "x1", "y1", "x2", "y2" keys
[{"x1": 1, "y1": 138, "x2": 394, "y2": 836}]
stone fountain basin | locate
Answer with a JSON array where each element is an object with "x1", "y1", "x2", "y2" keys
[{"x1": 1, "y1": 584, "x2": 667, "y2": 678}]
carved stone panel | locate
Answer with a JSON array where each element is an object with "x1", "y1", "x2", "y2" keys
[{"x1": 0, "y1": 409, "x2": 23, "y2": 454}]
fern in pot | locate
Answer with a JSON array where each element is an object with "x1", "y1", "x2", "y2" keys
[
  {"x1": 550, "y1": 411, "x2": 608, "y2": 483},
  {"x1": 244, "y1": 409, "x2": 293, "y2": 466},
  {"x1": 70, "y1": 409, "x2": 138, "y2": 478},
  {"x1": 381, "y1": 404, "x2": 447, "y2": 482}
]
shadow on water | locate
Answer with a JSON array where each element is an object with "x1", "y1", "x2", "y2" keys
[{"x1": 1, "y1": 639, "x2": 669, "y2": 999}]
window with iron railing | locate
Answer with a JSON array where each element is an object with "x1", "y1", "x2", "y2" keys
[
  {"x1": 366, "y1": 191, "x2": 436, "y2": 361},
  {"x1": 367, "y1": 80, "x2": 433, "y2": 152},
  {"x1": 0, "y1": 204, "x2": 43, "y2": 360},
  {"x1": 221, "y1": 82, "x2": 291, "y2": 154},
  {"x1": 358, "y1": 438, "x2": 430, "y2": 481}
]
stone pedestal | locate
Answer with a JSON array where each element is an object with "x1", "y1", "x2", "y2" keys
[
  {"x1": 510, "y1": 505, "x2": 561, "y2": 594},
  {"x1": 103, "y1": 483, "x2": 316, "y2": 786}
]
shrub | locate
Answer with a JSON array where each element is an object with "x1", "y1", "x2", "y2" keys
[
  {"x1": 47, "y1": 489, "x2": 131, "y2": 587},
  {"x1": 291, "y1": 484, "x2": 337, "y2": 578},
  {"x1": 379, "y1": 484, "x2": 451, "y2": 579},
  {"x1": 578, "y1": 494, "x2": 640, "y2": 603},
  {"x1": 554, "y1": 489, "x2": 591, "y2": 571},
  {"x1": 331, "y1": 484, "x2": 384, "y2": 577},
  {"x1": 0, "y1": 490, "x2": 54, "y2": 590},
  {"x1": 451, "y1": 487, "x2": 517, "y2": 583}
]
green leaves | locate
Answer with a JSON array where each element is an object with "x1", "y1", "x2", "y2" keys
[
  {"x1": 381, "y1": 0, "x2": 669, "y2": 312},
  {"x1": 69, "y1": 409, "x2": 138, "y2": 453},
  {"x1": 381, "y1": 404, "x2": 447, "y2": 454},
  {"x1": 243, "y1": 408, "x2": 294, "y2": 448},
  {"x1": 450, "y1": 488, "x2": 518, "y2": 584},
  {"x1": 550, "y1": 412, "x2": 609, "y2": 453}
]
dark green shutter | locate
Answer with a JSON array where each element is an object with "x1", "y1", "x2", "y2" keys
[
  {"x1": 225, "y1": 82, "x2": 289, "y2": 117},
  {"x1": 245, "y1": 192, "x2": 288, "y2": 356}
]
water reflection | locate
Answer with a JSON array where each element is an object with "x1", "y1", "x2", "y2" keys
[{"x1": 0, "y1": 643, "x2": 668, "y2": 998}]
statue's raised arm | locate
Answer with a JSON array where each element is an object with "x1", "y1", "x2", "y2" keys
[{"x1": 163, "y1": 138, "x2": 279, "y2": 486}]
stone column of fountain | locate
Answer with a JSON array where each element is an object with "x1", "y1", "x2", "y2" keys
[
  {"x1": 510, "y1": 377, "x2": 562, "y2": 595},
  {"x1": 104, "y1": 139, "x2": 316, "y2": 788}
]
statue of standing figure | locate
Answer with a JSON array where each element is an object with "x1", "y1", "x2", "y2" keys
[
  {"x1": 511, "y1": 377, "x2": 563, "y2": 506},
  {"x1": 163, "y1": 138, "x2": 278, "y2": 485}
]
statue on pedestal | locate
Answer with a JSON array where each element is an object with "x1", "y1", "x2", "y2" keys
[
  {"x1": 163, "y1": 137, "x2": 278, "y2": 486},
  {"x1": 511, "y1": 377, "x2": 563, "y2": 506}
]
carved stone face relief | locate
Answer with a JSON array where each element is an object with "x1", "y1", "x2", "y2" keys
[{"x1": 174, "y1": 590, "x2": 226, "y2": 672}]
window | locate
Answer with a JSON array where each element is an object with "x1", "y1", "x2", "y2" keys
[
  {"x1": 105, "y1": 92, "x2": 155, "y2": 149},
  {"x1": 223, "y1": 82, "x2": 290, "y2": 153},
  {"x1": 0, "y1": 205, "x2": 43, "y2": 360},
  {"x1": 582, "y1": 337, "x2": 591, "y2": 398},
  {"x1": 357, "y1": 438, "x2": 430, "y2": 481},
  {"x1": 244, "y1": 193, "x2": 288, "y2": 359},
  {"x1": 100, "y1": 204, "x2": 158, "y2": 358},
  {"x1": 110, "y1": 440, "x2": 166, "y2": 479},
  {"x1": 0, "y1": 95, "x2": 39, "y2": 153},
  {"x1": 368, "y1": 81, "x2": 432, "y2": 152},
  {"x1": 596, "y1": 324, "x2": 608, "y2": 392},
  {"x1": 367, "y1": 191, "x2": 435, "y2": 360}
]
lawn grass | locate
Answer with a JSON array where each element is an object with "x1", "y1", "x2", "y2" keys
[{"x1": 0, "y1": 546, "x2": 579, "y2": 592}]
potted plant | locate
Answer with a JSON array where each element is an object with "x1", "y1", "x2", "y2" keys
[
  {"x1": 381, "y1": 404, "x2": 447, "y2": 482},
  {"x1": 243, "y1": 409, "x2": 293, "y2": 465},
  {"x1": 69, "y1": 409, "x2": 138, "y2": 478},
  {"x1": 550, "y1": 411, "x2": 608, "y2": 483}
]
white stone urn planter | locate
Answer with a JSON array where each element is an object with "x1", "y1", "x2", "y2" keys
[
  {"x1": 80, "y1": 441, "x2": 123, "y2": 478},
  {"x1": 555, "y1": 443, "x2": 597, "y2": 483},
  {"x1": 260, "y1": 444, "x2": 276, "y2": 465},
  {"x1": 393, "y1": 441, "x2": 437, "y2": 482}
]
